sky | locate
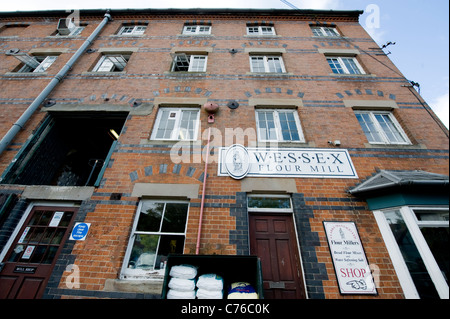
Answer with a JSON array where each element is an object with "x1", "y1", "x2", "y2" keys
[{"x1": 1, "y1": 0, "x2": 448, "y2": 128}]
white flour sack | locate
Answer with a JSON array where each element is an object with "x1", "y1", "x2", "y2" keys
[
  {"x1": 196, "y1": 274, "x2": 224, "y2": 291},
  {"x1": 168, "y1": 277, "x2": 196, "y2": 291},
  {"x1": 169, "y1": 264, "x2": 198, "y2": 279}
]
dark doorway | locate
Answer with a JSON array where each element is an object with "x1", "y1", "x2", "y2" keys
[{"x1": 1, "y1": 112, "x2": 127, "y2": 186}]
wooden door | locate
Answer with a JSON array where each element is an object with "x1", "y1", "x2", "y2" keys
[
  {"x1": 0, "y1": 206, "x2": 77, "y2": 299},
  {"x1": 249, "y1": 213, "x2": 306, "y2": 299}
]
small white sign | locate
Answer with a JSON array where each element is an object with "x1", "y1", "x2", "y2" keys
[
  {"x1": 218, "y1": 145, "x2": 358, "y2": 179},
  {"x1": 323, "y1": 221, "x2": 377, "y2": 295},
  {"x1": 49, "y1": 211, "x2": 64, "y2": 227},
  {"x1": 22, "y1": 245, "x2": 35, "y2": 260}
]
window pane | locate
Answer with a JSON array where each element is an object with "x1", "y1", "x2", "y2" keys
[
  {"x1": 355, "y1": 113, "x2": 384, "y2": 143},
  {"x1": 128, "y1": 234, "x2": 159, "y2": 270},
  {"x1": 179, "y1": 110, "x2": 198, "y2": 140},
  {"x1": 248, "y1": 197, "x2": 291, "y2": 209},
  {"x1": 420, "y1": 227, "x2": 449, "y2": 285},
  {"x1": 327, "y1": 58, "x2": 344, "y2": 74},
  {"x1": 414, "y1": 210, "x2": 449, "y2": 222},
  {"x1": 136, "y1": 202, "x2": 164, "y2": 232},
  {"x1": 342, "y1": 57, "x2": 362, "y2": 74},
  {"x1": 155, "y1": 235, "x2": 185, "y2": 269},
  {"x1": 311, "y1": 27, "x2": 322, "y2": 36},
  {"x1": 384, "y1": 210, "x2": 440, "y2": 298},
  {"x1": 189, "y1": 56, "x2": 206, "y2": 72},
  {"x1": 375, "y1": 114, "x2": 407, "y2": 144},
  {"x1": 279, "y1": 111, "x2": 300, "y2": 141},
  {"x1": 161, "y1": 203, "x2": 189, "y2": 233},
  {"x1": 155, "y1": 110, "x2": 174, "y2": 139},
  {"x1": 251, "y1": 56, "x2": 265, "y2": 73},
  {"x1": 267, "y1": 57, "x2": 283, "y2": 73}
]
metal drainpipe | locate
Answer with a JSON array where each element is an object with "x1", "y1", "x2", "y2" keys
[
  {"x1": 196, "y1": 127, "x2": 211, "y2": 255},
  {"x1": 0, "y1": 11, "x2": 112, "y2": 156}
]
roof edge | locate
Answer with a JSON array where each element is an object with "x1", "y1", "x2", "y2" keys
[{"x1": 0, "y1": 8, "x2": 364, "y2": 19}]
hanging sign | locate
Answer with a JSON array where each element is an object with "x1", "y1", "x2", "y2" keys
[
  {"x1": 69, "y1": 222, "x2": 91, "y2": 241},
  {"x1": 323, "y1": 221, "x2": 377, "y2": 295},
  {"x1": 218, "y1": 145, "x2": 358, "y2": 179}
]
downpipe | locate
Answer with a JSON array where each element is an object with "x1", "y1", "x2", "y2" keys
[{"x1": 0, "y1": 11, "x2": 112, "y2": 156}]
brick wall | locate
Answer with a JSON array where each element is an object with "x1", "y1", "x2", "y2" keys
[{"x1": 0, "y1": 9, "x2": 448, "y2": 299}]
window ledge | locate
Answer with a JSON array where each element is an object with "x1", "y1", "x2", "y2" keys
[
  {"x1": 246, "y1": 72, "x2": 293, "y2": 77},
  {"x1": 82, "y1": 71, "x2": 127, "y2": 76},
  {"x1": 363, "y1": 143, "x2": 425, "y2": 149},
  {"x1": 329, "y1": 73, "x2": 375, "y2": 77},
  {"x1": 4, "y1": 72, "x2": 48, "y2": 76}
]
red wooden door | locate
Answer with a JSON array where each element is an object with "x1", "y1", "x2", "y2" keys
[
  {"x1": 0, "y1": 206, "x2": 77, "y2": 299},
  {"x1": 249, "y1": 213, "x2": 306, "y2": 299}
]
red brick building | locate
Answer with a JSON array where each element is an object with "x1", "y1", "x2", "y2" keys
[{"x1": 0, "y1": 8, "x2": 448, "y2": 299}]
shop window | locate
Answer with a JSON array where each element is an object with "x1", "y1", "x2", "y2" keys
[
  {"x1": 326, "y1": 56, "x2": 364, "y2": 75},
  {"x1": 0, "y1": 113, "x2": 127, "y2": 187},
  {"x1": 250, "y1": 55, "x2": 286, "y2": 73},
  {"x1": 355, "y1": 110, "x2": 411, "y2": 145},
  {"x1": 255, "y1": 109, "x2": 305, "y2": 143},
  {"x1": 92, "y1": 54, "x2": 130, "y2": 72},
  {"x1": 120, "y1": 200, "x2": 189, "y2": 279},
  {"x1": 171, "y1": 54, "x2": 207, "y2": 72},
  {"x1": 374, "y1": 207, "x2": 449, "y2": 299},
  {"x1": 151, "y1": 107, "x2": 200, "y2": 141}
]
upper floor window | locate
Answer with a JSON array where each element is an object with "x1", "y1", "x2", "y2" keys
[
  {"x1": 327, "y1": 56, "x2": 365, "y2": 75},
  {"x1": 311, "y1": 26, "x2": 339, "y2": 37},
  {"x1": 256, "y1": 109, "x2": 305, "y2": 143},
  {"x1": 55, "y1": 26, "x2": 84, "y2": 37},
  {"x1": 118, "y1": 25, "x2": 146, "y2": 36},
  {"x1": 14, "y1": 54, "x2": 58, "y2": 73},
  {"x1": 250, "y1": 55, "x2": 286, "y2": 73},
  {"x1": 182, "y1": 25, "x2": 211, "y2": 35},
  {"x1": 171, "y1": 54, "x2": 207, "y2": 72},
  {"x1": 355, "y1": 110, "x2": 411, "y2": 145},
  {"x1": 247, "y1": 25, "x2": 276, "y2": 36},
  {"x1": 92, "y1": 54, "x2": 130, "y2": 72},
  {"x1": 151, "y1": 107, "x2": 200, "y2": 141}
]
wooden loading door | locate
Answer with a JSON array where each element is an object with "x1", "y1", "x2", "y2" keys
[
  {"x1": 249, "y1": 213, "x2": 306, "y2": 299},
  {"x1": 0, "y1": 206, "x2": 77, "y2": 299}
]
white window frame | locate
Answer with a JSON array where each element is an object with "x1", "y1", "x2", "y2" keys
[
  {"x1": 171, "y1": 54, "x2": 207, "y2": 72},
  {"x1": 311, "y1": 26, "x2": 340, "y2": 37},
  {"x1": 246, "y1": 26, "x2": 276, "y2": 36},
  {"x1": 92, "y1": 54, "x2": 129, "y2": 72},
  {"x1": 255, "y1": 108, "x2": 305, "y2": 143},
  {"x1": 355, "y1": 110, "x2": 411, "y2": 145},
  {"x1": 249, "y1": 55, "x2": 286, "y2": 73},
  {"x1": 326, "y1": 56, "x2": 365, "y2": 75},
  {"x1": 151, "y1": 107, "x2": 200, "y2": 141},
  {"x1": 247, "y1": 194, "x2": 293, "y2": 213},
  {"x1": 118, "y1": 25, "x2": 146, "y2": 36},
  {"x1": 120, "y1": 200, "x2": 190, "y2": 279},
  {"x1": 17, "y1": 55, "x2": 58, "y2": 73},
  {"x1": 182, "y1": 25, "x2": 211, "y2": 35},
  {"x1": 374, "y1": 206, "x2": 449, "y2": 299}
]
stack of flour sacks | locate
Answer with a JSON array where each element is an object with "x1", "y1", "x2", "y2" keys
[{"x1": 167, "y1": 264, "x2": 224, "y2": 299}]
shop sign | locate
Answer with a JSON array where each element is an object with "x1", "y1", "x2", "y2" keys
[
  {"x1": 323, "y1": 221, "x2": 377, "y2": 295},
  {"x1": 218, "y1": 144, "x2": 358, "y2": 179},
  {"x1": 69, "y1": 222, "x2": 91, "y2": 241}
]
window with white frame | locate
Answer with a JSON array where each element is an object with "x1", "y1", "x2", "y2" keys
[
  {"x1": 311, "y1": 26, "x2": 340, "y2": 37},
  {"x1": 120, "y1": 200, "x2": 189, "y2": 279},
  {"x1": 151, "y1": 107, "x2": 200, "y2": 141},
  {"x1": 171, "y1": 54, "x2": 207, "y2": 72},
  {"x1": 182, "y1": 25, "x2": 211, "y2": 35},
  {"x1": 16, "y1": 55, "x2": 58, "y2": 73},
  {"x1": 250, "y1": 55, "x2": 286, "y2": 73},
  {"x1": 247, "y1": 25, "x2": 276, "y2": 36},
  {"x1": 326, "y1": 56, "x2": 364, "y2": 75},
  {"x1": 118, "y1": 25, "x2": 146, "y2": 36},
  {"x1": 92, "y1": 54, "x2": 130, "y2": 72},
  {"x1": 256, "y1": 109, "x2": 305, "y2": 143},
  {"x1": 355, "y1": 110, "x2": 411, "y2": 145},
  {"x1": 374, "y1": 207, "x2": 449, "y2": 299}
]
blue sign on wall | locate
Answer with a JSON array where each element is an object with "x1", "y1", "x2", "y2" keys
[{"x1": 69, "y1": 223, "x2": 91, "y2": 241}]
